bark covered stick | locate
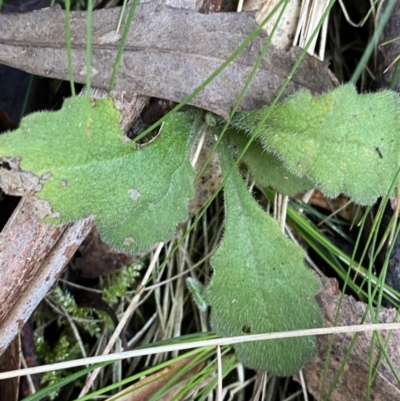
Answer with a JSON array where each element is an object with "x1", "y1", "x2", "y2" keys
[{"x1": 0, "y1": 198, "x2": 94, "y2": 355}]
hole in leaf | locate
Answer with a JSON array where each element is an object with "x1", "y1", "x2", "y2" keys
[{"x1": 241, "y1": 325, "x2": 251, "y2": 334}]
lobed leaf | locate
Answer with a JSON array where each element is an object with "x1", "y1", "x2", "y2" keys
[
  {"x1": 232, "y1": 84, "x2": 400, "y2": 205},
  {"x1": 203, "y1": 138, "x2": 322, "y2": 376},
  {"x1": 0, "y1": 97, "x2": 195, "y2": 253}
]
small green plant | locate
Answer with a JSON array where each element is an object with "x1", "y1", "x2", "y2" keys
[
  {"x1": 35, "y1": 335, "x2": 82, "y2": 400},
  {"x1": 47, "y1": 262, "x2": 143, "y2": 336},
  {"x1": 51, "y1": 286, "x2": 102, "y2": 337},
  {"x1": 101, "y1": 262, "x2": 142, "y2": 305},
  {"x1": 32, "y1": 262, "x2": 143, "y2": 399},
  {"x1": 2, "y1": 84, "x2": 399, "y2": 376}
]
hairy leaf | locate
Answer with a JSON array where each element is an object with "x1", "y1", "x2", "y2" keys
[
  {"x1": 227, "y1": 129, "x2": 314, "y2": 195},
  {"x1": 232, "y1": 84, "x2": 400, "y2": 205},
  {"x1": 203, "y1": 139, "x2": 322, "y2": 376},
  {"x1": 0, "y1": 97, "x2": 195, "y2": 253}
]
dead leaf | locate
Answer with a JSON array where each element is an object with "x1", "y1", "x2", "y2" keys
[
  {"x1": 295, "y1": 277, "x2": 400, "y2": 401},
  {"x1": 73, "y1": 228, "x2": 139, "y2": 278},
  {"x1": 0, "y1": 3, "x2": 336, "y2": 119},
  {"x1": 304, "y1": 190, "x2": 363, "y2": 223}
]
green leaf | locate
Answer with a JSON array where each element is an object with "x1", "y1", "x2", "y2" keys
[
  {"x1": 227, "y1": 129, "x2": 314, "y2": 196},
  {"x1": 0, "y1": 97, "x2": 195, "y2": 253},
  {"x1": 203, "y1": 139, "x2": 322, "y2": 376},
  {"x1": 232, "y1": 84, "x2": 400, "y2": 205}
]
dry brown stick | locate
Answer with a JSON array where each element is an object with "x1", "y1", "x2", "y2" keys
[{"x1": 0, "y1": 198, "x2": 94, "y2": 355}]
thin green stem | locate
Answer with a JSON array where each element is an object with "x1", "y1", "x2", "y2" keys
[
  {"x1": 64, "y1": 0, "x2": 76, "y2": 96},
  {"x1": 108, "y1": 0, "x2": 140, "y2": 92},
  {"x1": 85, "y1": 0, "x2": 94, "y2": 94}
]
